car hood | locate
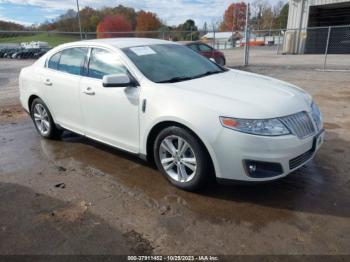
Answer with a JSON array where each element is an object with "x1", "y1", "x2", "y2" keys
[{"x1": 168, "y1": 69, "x2": 312, "y2": 119}]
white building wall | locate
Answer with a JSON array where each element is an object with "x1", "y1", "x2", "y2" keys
[
  {"x1": 284, "y1": 0, "x2": 349, "y2": 53},
  {"x1": 287, "y1": 0, "x2": 350, "y2": 29}
]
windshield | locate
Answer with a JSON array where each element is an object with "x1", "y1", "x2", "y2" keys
[{"x1": 122, "y1": 44, "x2": 226, "y2": 83}]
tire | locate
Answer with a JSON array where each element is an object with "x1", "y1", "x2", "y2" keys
[
  {"x1": 153, "y1": 126, "x2": 211, "y2": 191},
  {"x1": 215, "y1": 56, "x2": 225, "y2": 66},
  {"x1": 30, "y1": 98, "x2": 62, "y2": 139}
]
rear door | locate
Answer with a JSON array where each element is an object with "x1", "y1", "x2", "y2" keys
[{"x1": 43, "y1": 47, "x2": 88, "y2": 133}]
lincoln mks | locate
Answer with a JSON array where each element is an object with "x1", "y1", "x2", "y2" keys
[{"x1": 19, "y1": 38, "x2": 324, "y2": 190}]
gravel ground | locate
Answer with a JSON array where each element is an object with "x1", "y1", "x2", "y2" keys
[
  {"x1": 0, "y1": 59, "x2": 349, "y2": 256},
  {"x1": 222, "y1": 46, "x2": 350, "y2": 70}
]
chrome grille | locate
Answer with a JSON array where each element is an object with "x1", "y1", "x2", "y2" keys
[
  {"x1": 279, "y1": 112, "x2": 315, "y2": 139},
  {"x1": 311, "y1": 111, "x2": 322, "y2": 131}
]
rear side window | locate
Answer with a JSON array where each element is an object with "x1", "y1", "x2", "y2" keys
[
  {"x1": 198, "y1": 44, "x2": 212, "y2": 52},
  {"x1": 47, "y1": 52, "x2": 61, "y2": 70},
  {"x1": 188, "y1": 44, "x2": 199, "y2": 52},
  {"x1": 58, "y1": 47, "x2": 87, "y2": 76},
  {"x1": 87, "y1": 48, "x2": 127, "y2": 79}
]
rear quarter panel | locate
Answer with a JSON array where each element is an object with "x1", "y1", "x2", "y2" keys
[{"x1": 19, "y1": 65, "x2": 44, "y2": 112}]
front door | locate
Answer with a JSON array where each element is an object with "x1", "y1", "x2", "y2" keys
[{"x1": 79, "y1": 48, "x2": 140, "y2": 153}]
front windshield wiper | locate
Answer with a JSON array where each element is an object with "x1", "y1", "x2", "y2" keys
[
  {"x1": 156, "y1": 70, "x2": 226, "y2": 83},
  {"x1": 192, "y1": 70, "x2": 224, "y2": 79},
  {"x1": 156, "y1": 76, "x2": 194, "y2": 83}
]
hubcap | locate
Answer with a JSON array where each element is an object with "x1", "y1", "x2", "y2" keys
[
  {"x1": 33, "y1": 104, "x2": 50, "y2": 136},
  {"x1": 159, "y1": 135, "x2": 197, "y2": 183}
]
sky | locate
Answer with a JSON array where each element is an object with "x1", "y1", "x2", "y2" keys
[{"x1": 0, "y1": 0, "x2": 286, "y2": 28}]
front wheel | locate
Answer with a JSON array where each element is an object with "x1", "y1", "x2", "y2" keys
[
  {"x1": 30, "y1": 98, "x2": 62, "y2": 139},
  {"x1": 154, "y1": 126, "x2": 211, "y2": 191}
]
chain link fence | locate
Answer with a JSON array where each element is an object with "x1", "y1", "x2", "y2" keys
[
  {"x1": 216, "y1": 25, "x2": 350, "y2": 70},
  {"x1": 0, "y1": 26, "x2": 349, "y2": 70}
]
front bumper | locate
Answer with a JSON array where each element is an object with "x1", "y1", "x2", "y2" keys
[{"x1": 212, "y1": 128, "x2": 325, "y2": 181}]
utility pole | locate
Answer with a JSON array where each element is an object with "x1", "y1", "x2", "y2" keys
[
  {"x1": 296, "y1": 0, "x2": 305, "y2": 54},
  {"x1": 76, "y1": 0, "x2": 83, "y2": 39},
  {"x1": 244, "y1": 3, "x2": 250, "y2": 66}
]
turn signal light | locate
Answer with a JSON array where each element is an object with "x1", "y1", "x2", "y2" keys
[{"x1": 221, "y1": 118, "x2": 238, "y2": 128}]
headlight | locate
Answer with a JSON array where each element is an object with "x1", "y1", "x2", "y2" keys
[
  {"x1": 220, "y1": 116, "x2": 290, "y2": 136},
  {"x1": 311, "y1": 101, "x2": 323, "y2": 130}
]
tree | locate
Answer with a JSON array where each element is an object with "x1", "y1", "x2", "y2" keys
[
  {"x1": 54, "y1": 9, "x2": 79, "y2": 31},
  {"x1": 0, "y1": 20, "x2": 25, "y2": 31},
  {"x1": 203, "y1": 22, "x2": 208, "y2": 33},
  {"x1": 259, "y1": 4, "x2": 274, "y2": 30},
  {"x1": 135, "y1": 10, "x2": 162, "y2": 37},
  {"x1": 80, "y1": 7, "x2": 100, "y2": 32},
  {"x1": 96, "y1": 15, "x2": 132, "y2": 38},
  {"x1": 275, "y1": 3, "x2": 289, "y2": 28},
  {"x1": 112, "y1": 5, "x2": 137, "y2": 30},
  {"x1": 177, "y1": 19, "x2": 199, "y2": 40},
  {"x1": 220, "y1": 2, "x2": 247, "y2": 31}
]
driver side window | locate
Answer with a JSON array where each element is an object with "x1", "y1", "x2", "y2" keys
[{"x1": 87, "y1": 48, "x2": 127, "y2": 79}]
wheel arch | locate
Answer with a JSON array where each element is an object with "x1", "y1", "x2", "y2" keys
[
  {"x1": 28, "y1": 94, "x2": 40, "y2": 111},
  {"x1": 28, "y1": 95, "x2": 56, "y2": 122},
  {"x1": 145, "y1": 120, "x2": 217, "y2": 177}
]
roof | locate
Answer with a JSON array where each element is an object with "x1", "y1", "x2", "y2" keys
[
  {"x1": 202, "y1": 31, "x2": 256, "y2": 40},
  {"x1": 177, "y1": 41, "x2": 206, "y2": 45},
  {"x1": 80, "y1": 38, "x2": 175, "y2": 48},
  {"x1": 202, "y1": 32, "x2": 233, "y2": 39}
]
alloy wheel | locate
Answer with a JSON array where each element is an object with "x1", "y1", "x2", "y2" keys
[
  {"x1": 33, "y1": 104, "x2": 50, "y2": 136},
  {"x1": 159, "y1": 135, "x2": 197, "y2": 183}
]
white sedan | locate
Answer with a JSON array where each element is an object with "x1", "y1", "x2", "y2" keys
[{"x1": 19, "y1": 38, "x2": 324, "y2": 190}]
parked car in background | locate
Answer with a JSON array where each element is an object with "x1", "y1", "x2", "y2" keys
[
  {"x1": 19, "y1": 38, "x2": 324, "y2": 191},
  {"x1": 182, "y1": 41, "x2": 226, "y2": 66}
]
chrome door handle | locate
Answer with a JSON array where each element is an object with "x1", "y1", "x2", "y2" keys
[
  {"x1": 44, "y1": 79, "x2": 52, "y2": 86},
  {"x1": 83, "y1": 87, "x2": 95, "y2": 95}
]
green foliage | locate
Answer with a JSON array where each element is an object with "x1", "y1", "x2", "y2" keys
[
  {"x1": 176, "y1": 19, "x2": 199, "y2": 41},
  {"x1": 276, "y1": 3, "x2": 289, "y2": 28}
]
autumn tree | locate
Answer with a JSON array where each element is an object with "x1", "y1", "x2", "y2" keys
[
  {"x1": 80, "y1": 7, "x2": 101, "y2": 32},
  {"x1": 0, "y1": 20, "x2": 25, "y2": 30},
  {"x1": 135, "y1": 11, "x2": 162, "y2": 37},
  {"x1": 220, "y1": 2, "x2": 247, "y2": 31},
  {"x1": 96, "y1": 15, "x2": 132, "y2": 38}
]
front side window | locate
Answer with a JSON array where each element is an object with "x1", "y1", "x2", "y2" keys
[
  {"x1": 47, "y1": 52, "x2": 61, "y2": 70},
  {"x1": 122, "y1": 44, "x2": 224, "y2": 83},
  {"x1": 58, "y1": 47, "x2": 87, "y2": 76},
  {"x1": 88, "y1": 48, "x2": 127, "y2": 79}
]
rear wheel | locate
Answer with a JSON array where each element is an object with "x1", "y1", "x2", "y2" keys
[
  {"x1": 30, "y1": 98, "x2": 62, "y2": 139},
  {"x1": 154, "y1": 126, "x2": 211, "y2": 191}
]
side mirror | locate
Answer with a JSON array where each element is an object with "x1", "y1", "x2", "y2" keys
[{"x1": 102, "y1": 73, "x2": 133, "y2": 87}]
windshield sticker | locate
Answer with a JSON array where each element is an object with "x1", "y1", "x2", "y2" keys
[{"x1": 130, "y1": 46, "x2": 157, "y2": 56}]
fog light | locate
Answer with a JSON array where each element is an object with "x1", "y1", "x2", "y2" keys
[
  {"x1": 248, "y1": 164, "x2": 256, "y2": 173},
  {"x1": 244, "y1": 160, "x2": 283, "y2": 178}
]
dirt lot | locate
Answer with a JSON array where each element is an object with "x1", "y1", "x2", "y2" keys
[{"x1": 0, "y1": 59, "x2": 349, "y2": 256}]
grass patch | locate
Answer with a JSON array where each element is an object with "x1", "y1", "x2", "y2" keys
[{"x1": 0, "y1": 33, "x2": 81, "y2": 47}]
